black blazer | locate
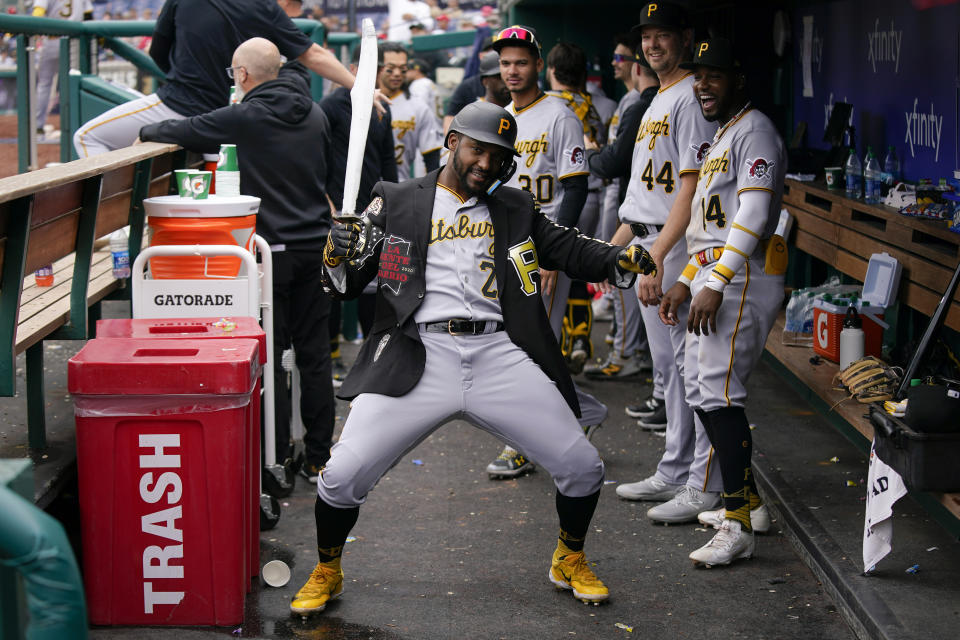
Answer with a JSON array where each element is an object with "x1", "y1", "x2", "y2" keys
[{"x1": 324, "y1": 170, "x2": 630, "y2": 418}]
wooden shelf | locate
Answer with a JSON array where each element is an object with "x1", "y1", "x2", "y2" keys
[
  {"x1": 783, "y1": 179, "x2": 960, "y2": 332},
  {"x1": 764, "y1": 312, "x2": 960, "y2": 521}
]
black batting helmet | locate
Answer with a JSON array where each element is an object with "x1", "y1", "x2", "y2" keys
[{"x1": 445, "y1": 102, "x2": 521, "y2": 156}]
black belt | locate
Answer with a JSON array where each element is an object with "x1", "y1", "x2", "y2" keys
[
  {"x1": 422, "y1": 319, "x2": 504, "y2": 335},
  {"x1": 630, "y1": 223, "x2": 663, "y2": 238}
]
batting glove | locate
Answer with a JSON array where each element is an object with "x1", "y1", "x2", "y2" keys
[
  {"x1": 323, "y1": 221, "x2": 362, "y2": 267},
  {"x1": 616, "y1": 245, "x2": 656, "y2": 276}
]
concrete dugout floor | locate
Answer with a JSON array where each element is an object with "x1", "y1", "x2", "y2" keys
[{"x1": 3, "y1": 306, "x2": 957, "y2": 639}]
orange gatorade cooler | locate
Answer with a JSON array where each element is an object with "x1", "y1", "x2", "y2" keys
[
  {"x1": 143, "y1": 195, "x2": 260, "y2": 279},
  {"x1": 68, "y1": 338, "x2": 260, "y2": 626},
  {"x1": 96, "y1": 318, "x2": 267, "y2": 589}
]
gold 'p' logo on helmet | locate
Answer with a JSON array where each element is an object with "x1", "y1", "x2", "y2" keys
[
  {"x1": 699, "y1": 42, "x2": 709, "y2": 57},
  {"x1": 647, "y1": 3, "x2": 657, "y2": 17},
  {"x1": 498, "y1": 118, "x2": 511, "y2": 135}
]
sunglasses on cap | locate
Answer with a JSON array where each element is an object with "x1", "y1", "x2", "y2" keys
[{"x1": 494, "y1": 25, "x2": 541, "y2": 49}]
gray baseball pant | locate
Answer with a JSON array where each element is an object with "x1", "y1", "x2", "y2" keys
[{"x1": 317, "y1": 330, "x2": 606, "y2": 508}]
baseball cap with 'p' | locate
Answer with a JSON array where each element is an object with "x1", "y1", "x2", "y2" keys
[
  {"x1": 679, "y1": 38, "x2": 740, "y2": 71},
  {"x1": 632, "y1": 2, "x2": 691, "y2": 32}
]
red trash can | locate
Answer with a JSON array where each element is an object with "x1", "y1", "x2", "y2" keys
[
  {"x1": 68, "y1": 338, "x2": 260, "y2": 626},
  {"x1": 96, "y1": 318, "x2": 266, "y2": 587}
]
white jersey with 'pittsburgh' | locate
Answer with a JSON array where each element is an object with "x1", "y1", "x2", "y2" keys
[
  {"x1": 618, "y1": 73, "x2": 716, "y2": 225},
  {"x1": 686, "y1": 108, "x2": 786, "y2": 254},
  {"x1": 505, "y1": 94, "x2": 588, "y2": 222},
  {"x1": 389, "y1": 92, "x2": 444, "y2": 182}
]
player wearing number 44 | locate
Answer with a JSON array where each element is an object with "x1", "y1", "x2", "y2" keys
[
  {"x1": 611, "y1": 2, "x2": 724, "y2": 528},
  {"x1": 289, "y1": 101, "x2": 655, "y2": 616}
]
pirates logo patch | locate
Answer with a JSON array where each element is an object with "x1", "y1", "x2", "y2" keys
[
  {"x1": 569, "y1": 146, "x2": 584, "y2": 165},
  {"x1": 691, "y1": 141, "x2": 711, "y2": 164},
  {"x1": 745, "y1": 157, "x2": 775, "y2": 180}
]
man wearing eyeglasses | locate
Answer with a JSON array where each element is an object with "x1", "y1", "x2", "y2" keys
[
  {"x1": 75, "y1": 0, "x2": 363, "y2": 157},
  {"x1": 378, "y1": 42, "x2": 444, "y2": 181},
  {"x1": 138, "y1": 36, "x2": 338, "y2": 493}
]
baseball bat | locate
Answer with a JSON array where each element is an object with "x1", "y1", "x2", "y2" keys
[
  {"x1": 339, "y1": 18, "x2": 378, "y2": 221},
  {"x1": 893, "y1": 257, "x2": 960, "y2": 400}
]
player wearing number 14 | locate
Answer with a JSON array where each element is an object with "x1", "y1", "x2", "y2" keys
[{"x1": 659, "y1": 38, "x2": 787, "y2": 565}]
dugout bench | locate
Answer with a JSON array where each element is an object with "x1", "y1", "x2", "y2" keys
[
  {"x1": 0, "y1": 142, "x2": 200, "y2": 505},
  {"x1": 763, "y1": 178, "x2": 960, "y2": 530}
]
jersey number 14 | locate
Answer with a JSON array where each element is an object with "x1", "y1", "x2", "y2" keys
[{"x1": 699, "y1": 194, "x2": 727, "y2": 229}]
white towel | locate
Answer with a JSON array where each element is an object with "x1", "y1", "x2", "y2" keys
[{"x1": 862, "y1": 439, "x2": 907, "y2": 572}]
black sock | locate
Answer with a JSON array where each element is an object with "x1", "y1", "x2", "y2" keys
[
  {"x1": 705, "y1": 407, "x2": 753, "y2": 531},
  {"x1": 314, "y1": 495, "x2": 360, "y2": 562},
  {"x1": 555, "y1": 489, "x2": 600, "y2": 552}
]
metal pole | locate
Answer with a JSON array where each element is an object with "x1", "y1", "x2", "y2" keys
[
  {"x1": 58, "y1": 36, "x2": 72, "y2": 164},
  {"x1": 15, "y1": 34, "x2": 38, "y2": 172},
  {"x1": 347, "y1": 0, "x2": 357, "y2": 32}
]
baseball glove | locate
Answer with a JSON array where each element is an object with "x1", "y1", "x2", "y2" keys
[{"x1": 832, "y1": 356, "x2": 901, "y2": 404}]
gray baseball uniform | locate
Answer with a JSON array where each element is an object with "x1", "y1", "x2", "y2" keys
[
  {"x1": 603, "y1": 89, "x2": 645, "y2": 359},
  {"x1": 682, "y1": 108, "x2": 786, "y2": 411},
  {"x1": 321, "y1": 186, "x2": 606, "y2": 506},
  {"x1": 389, "y1": 92, "x2": 444, "y2": 181},
  {"x1": 620, "y1": 73, "x2": 719, "y2": 491}
]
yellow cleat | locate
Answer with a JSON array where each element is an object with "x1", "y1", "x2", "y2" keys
[
  {"x1": 290, "y1": 559, "x2": 344, "y2": 616},
  {"x1": 548, "y1": 543, "x2": 609, "y2": 603}
]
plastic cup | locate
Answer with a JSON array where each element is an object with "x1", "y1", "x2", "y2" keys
[
  {"x1": 217, "y1": 144, "x2": 241, "y2": 196},
  {"x1": 824, "y1": 167, "x2": 843, "y2": 190},
  {"x1": 174, "y1": 169, "x2": 197, "y2": 197},
  {"x1": 218, "y1": 144, "x2": 239, "y2": 171},
  {"x1": 261, "y1": 560, "x2": 291, "y2": 587},
  {"x1": 190, "y1": 171, "x2": 213, "y2": 199}
]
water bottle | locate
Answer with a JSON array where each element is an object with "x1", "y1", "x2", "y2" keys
[
  {"x1": 35, "y1": 264, "x2": 53, "y2": 287},
  {"x1": 785, "y1": 290, "x2": 801, "y2": 332},
  {"x1": 110, "y1": 228, "x2": 131, "y2": 279},
  {"x1": 839, "y1": 307, "x2": 865, "y2": 369},
  {"x1": 882, "y1": 146, "x2": 899, "y2": 186},
  {"x1": 801, "y1": 291, "x2": 816, "y2": 335},
  {"x1": 863, "y1": 147, "x2": 881, "y2": 204},
  {"x1": 844, "y1": 148, "x2": 862, "y2": 200}
]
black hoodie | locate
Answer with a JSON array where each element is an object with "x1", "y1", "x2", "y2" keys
[{"x1": 140, "y1": 73, "x2": 332, "y2": 250}]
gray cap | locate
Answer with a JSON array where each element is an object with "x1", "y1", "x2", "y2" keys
[{"x1": 478, "y1": 51, "x2": 500, "y2": 77}]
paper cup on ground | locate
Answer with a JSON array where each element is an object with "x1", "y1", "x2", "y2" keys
[
  {"x1": 262, "y1": 560, "x2": 291, "y2": 587},
  {"x1": 824, "y1": 167, "x2": 843, "y2": 190},
  {"x1": 190, "y1": 171, "x2": 213, "y2": 199},
  {"x1": 174, "y1": 169, "x2": 197, "y2": 197}
]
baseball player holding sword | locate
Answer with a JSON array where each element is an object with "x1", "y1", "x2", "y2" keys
[
  {"x1": 659, "y1": 38, "x2": 786, "y2": 565},
  {"x1": 612, "y1": 2, "x2": 724, "y2": 525},
  {"x1": 288, "y1": 99, "x2": 655, "y2": 615}
]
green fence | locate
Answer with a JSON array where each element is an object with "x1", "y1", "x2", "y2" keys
[{"x1": 0, "y1": 15, "x2": 363, "y2": 174}]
